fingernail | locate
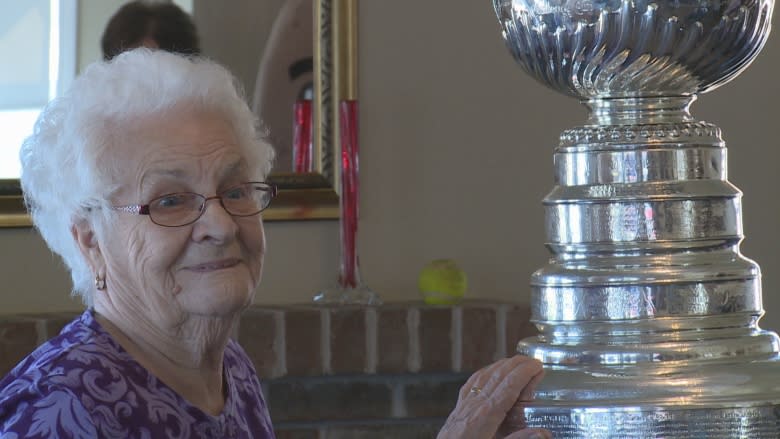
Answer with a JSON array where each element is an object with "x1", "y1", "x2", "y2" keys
[{"x1": 529, "y1": 431, "x2": 551, "y2": 439}]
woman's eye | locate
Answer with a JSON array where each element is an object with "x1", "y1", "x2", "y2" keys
[
  {"x1": 224, "y1": 187, "x2": 247, "y2": 200},
  {"x1": 156, "y1": 194, "x2": 186, "y2": 208}
]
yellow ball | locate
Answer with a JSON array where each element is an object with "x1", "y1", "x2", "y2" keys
[{"x1": 418, "y1": 259, "x2": 467, "y2": 305}]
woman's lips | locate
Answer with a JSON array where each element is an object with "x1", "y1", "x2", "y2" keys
[{"x1": 186, "y1": 258, "x2": 241, "y2": 272}]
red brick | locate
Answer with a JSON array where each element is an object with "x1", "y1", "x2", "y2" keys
[
  {"x1": 505, "y1": 304, "x2": 536, "y2": 357},
  {"x1": 418, "y1": 308, "x2": 452, "y2": 372},
  {"x1": 329, "y1": 308, "x2": 366, "y2": 374},
  {"x1": 286, "y1": 308, "x2": 323, "y2": 376},
  {"x1": 267, "y1": 378, "x2": 393, "y2": 422},
  {"x1": 239, "y1": 308, "x2": 280, "y2": 378},
  {"x1": 377, "y1": 308, "x2": 409, "y2": 374},
  {"x1": 0, "y1": 319, "x2": 39, "y2": 376},
  {"x1": 324, "y1": 423, "x2": 443, "y2": 439},
  {"x1": 274, "y1": 428, "x2": 319, "y2": 439},
  {"x1": 43, "y1": 312, "x2": 80, "y2": 339},
  {"x1": 16, "y1": 311, "x2": 80, "y2": 342},
  {"x1": 461, "y1": 306, "x2": 497, "y2": 371},
  {"x1": 404, "y1": 374, "x2": 469, "y2": 418}
]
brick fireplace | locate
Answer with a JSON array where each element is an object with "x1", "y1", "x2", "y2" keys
[{"x1": 0, "y1": 301, "x2": 535, "y2": 439}]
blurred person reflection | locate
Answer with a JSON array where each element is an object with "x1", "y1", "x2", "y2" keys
[{"x1": 101, "y1": 0, "x2": 200, "y2": 60}]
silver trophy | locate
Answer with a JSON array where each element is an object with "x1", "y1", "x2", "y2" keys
[{"x1": 493, "y1": 0, "x2": 780, "y2": 437}]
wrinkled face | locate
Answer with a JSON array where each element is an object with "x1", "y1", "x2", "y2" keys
[{"x1": 97, "y1": 107, "x2": 266, "y2": 323}]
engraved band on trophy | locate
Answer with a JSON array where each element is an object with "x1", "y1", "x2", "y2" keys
[{"x1": 493, "y1": 0, "x2": 780, "y2": 436}]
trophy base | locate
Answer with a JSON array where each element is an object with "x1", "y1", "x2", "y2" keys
[
  {"x1": 313, "y1": 283, "x2": 382, "y2": 306},
  {"x1": 510, "y1": 403, "x2": 780, "y2": 438},
  {"x1": 503, "y1": 355, "x2": 780, "y2": 438}
]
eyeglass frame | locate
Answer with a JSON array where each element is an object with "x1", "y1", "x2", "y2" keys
[{"x1": 111, "y1": 181, "x2": 278, "y2": 227}]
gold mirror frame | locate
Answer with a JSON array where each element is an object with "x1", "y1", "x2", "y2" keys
[{"x1": 0, "y1": 0, "x2": 355, "y2": 226}]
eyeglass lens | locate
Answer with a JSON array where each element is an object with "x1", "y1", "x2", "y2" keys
[{"x1": 148, "y1": 183, "x2": 273, "y2": 226}]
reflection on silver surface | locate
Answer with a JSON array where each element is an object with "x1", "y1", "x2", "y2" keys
[
  {"x1": 493, "y1": 0, "x2": 780, "y2": 436},
  {"x1": 494, "y1": 0, "x2": 773, "y2": 99}
]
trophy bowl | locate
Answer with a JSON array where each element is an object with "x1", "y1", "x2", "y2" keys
[
  {"x1": 494, "y1": 0, "x2": 774, "y2": 99},
  {"x1": 493, "y1": 0, "x2": 780, "y2": 437}
]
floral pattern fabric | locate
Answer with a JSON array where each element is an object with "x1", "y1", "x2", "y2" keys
[{"x1": 0, "y1": 310, "x2": 275, "y2": 438}]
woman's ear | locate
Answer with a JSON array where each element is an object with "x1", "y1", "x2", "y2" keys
[{"x1": 71, "y1": 219, "x2": 105, "y2": 276}]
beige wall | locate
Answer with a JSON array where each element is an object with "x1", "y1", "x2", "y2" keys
[
  {"x1": 76, "y1": 0, "x2": 121, "y2": 70},
  {"x1": 1, "y1": 1, "x2": 779, "y2": 332}
]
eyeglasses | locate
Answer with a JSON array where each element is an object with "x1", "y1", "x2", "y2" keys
[{"x1": 112, "y1": 182, "x2": 277, "y2": 227}]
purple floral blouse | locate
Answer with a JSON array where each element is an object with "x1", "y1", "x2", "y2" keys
[{"x1": 0, "y1": 310, "x2": 275, "y2": 438}]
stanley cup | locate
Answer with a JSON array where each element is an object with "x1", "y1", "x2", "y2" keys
[{"x1": 493, "y1": 0, "x2": 780, "y2": 437}]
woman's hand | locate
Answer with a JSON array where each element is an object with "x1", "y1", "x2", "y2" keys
[{"x1": 437, "y1": 355, "x2": 551, "y2": 439}]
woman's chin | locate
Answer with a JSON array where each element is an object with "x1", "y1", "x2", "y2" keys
[{"x1": 176, "y1": 282, "x2": 255, "y2": 318}]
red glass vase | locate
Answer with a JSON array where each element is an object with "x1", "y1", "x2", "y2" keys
[
  {"x1": 292, "y1": 100, "x2": 313, "y2": 173},
  {"x1": 313, "y1": 100, "x2": 380, "y2": 305}
]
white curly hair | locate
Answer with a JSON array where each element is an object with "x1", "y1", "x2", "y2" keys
[{"x1": 19, "y1": 48, "x2": 274, "y2": 307}]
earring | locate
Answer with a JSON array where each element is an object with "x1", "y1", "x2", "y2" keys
[{"x1": 95, "y1": 274, "x2": 106, "y2": 290}]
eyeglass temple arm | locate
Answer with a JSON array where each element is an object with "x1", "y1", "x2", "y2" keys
[{"x1": 112, "y1": 205, "x2": 150, "y2": 215}]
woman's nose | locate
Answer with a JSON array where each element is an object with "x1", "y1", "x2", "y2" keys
[{"x1": 191, "y1": 198, "x2": 238, "y2": 243}]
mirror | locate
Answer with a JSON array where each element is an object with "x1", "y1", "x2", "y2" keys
[{"x1": 0, "y1": 0, "x2": 352, "y2": 226}]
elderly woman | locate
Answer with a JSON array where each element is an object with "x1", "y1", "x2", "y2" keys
[{"x1": 0, "y1": 49, "x2": 549, "y2": 439}]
